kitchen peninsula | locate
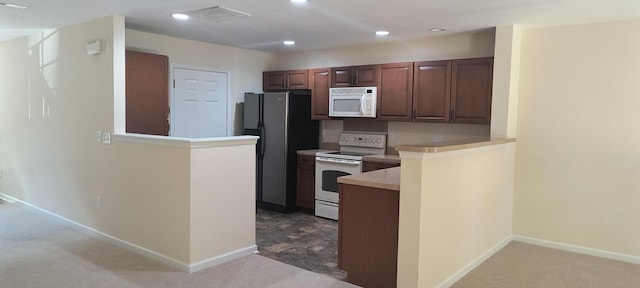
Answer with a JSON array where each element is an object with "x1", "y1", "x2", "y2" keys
[{"x1": 337, "y1": 137, "x2": 515, "y2": 288}]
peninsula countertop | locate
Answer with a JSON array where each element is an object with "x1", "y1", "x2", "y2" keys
[
  {"x1": 395, "y1": 137, "x2": 515, "y2": 153},
  {"x1": 338, "y1": 166, "x2": 400, "y2": 191}
]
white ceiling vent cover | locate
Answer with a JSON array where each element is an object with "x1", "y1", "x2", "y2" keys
[{"x1": 186, "y1": 5, "x2": 252, "y2": 22}]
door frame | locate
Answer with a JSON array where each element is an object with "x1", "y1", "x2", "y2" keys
[{"x1": 169, "y1": 64, "x2": 232, "y2": 137}]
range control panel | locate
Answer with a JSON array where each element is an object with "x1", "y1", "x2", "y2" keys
[{"x1": 339, "y1": 132, "x2": 386, "y2": 149}]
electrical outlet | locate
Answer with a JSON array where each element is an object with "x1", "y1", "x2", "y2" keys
[
  {"x1": 96, "y1": 196, "x2": 102, "y2": 209},
  {"x1": 96, "y1": 131, "x2": 102, "y2": 143},
  {"x1": 102, "y1": 132, "x2": 111, "y2": 144},
  {"x1": 433, "y1": 134, "x2": 442, "y2": 142}
]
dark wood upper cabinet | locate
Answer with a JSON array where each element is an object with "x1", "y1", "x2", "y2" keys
[
  {"x1": 125, "y1": 50, "x2": 169, "y2": 136},
  {"x1": 263, "y1": 69, "x2": 308, "y2": 91},
  {"x1": 309, "y1": 68, "x2": 331, "y2": 120},
  {"x1": 331, "y1": 65, "x2": 379, "y2": 87},
  {"x1": 451, "y1": 57, "x2": 493, "y2": 124},
  {"x1": 412, "y1": 60, "x2": 452, "y2": 122},
  {"x1": 377, "y1": 63, "x2": 413, "y2": 121}
]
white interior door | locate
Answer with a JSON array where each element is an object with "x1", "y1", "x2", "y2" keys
[{"x1": 172, "y1": 67, "x2": 228, "y2": 138}]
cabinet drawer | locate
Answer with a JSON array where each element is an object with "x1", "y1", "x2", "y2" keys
[
  {"x1": 297, "y1": 154, "x2": 316, "y2": 166},
  {"x1": 362, "y1": 161, "x2": 400, "y2": 172}
]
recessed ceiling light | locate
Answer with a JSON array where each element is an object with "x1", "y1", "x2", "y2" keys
[
  {"x1": 290, "y1": 0, "x2": 308, "y2": 3},
  {"x1": 0, "y1": 2, "x2": 28, "y2": 9},
  {"x1": 283, "y1": 40, "x2": 295, "y2": 45},
  {"x1": 375, "y1": 31, "x2": 390, "y2": 36},
  {"x1": 172, "y1": 13, "x2": 190, "y2": 20},
  {"x1": 428, "y1": 27, "x2": 446, "y2": 32}
]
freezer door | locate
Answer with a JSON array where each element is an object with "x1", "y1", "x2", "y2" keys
[
  {"x1": 260, "y1": 92, "x2": 288, "y2": 206},
  {"x1": 243, "y1": 93, "x2": 260, "y2": 130}
]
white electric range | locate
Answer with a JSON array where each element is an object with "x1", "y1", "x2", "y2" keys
[{"x1": 315, "y1": 132, "x2": 387, "y2": 220}]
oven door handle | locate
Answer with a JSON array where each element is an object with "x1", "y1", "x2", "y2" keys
[{"x1": 316, "y1": 157, "x2": 361, "y2": 165}]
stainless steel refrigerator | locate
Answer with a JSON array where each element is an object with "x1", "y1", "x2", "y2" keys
[{"x1": 243, "y1": 91, "x2": 319, "y2": 212}]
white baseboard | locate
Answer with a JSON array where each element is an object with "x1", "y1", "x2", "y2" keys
[
  {"x1": 1, "y1": 193, "x2": 257, "y2": 273},
  {"x1": 189, "y1": 245, "x2": 258, "y2": 273},
  {"x1": 436, "y1": 235, "x2": 514, "y2": 288},
  {"x1": 513, "y1": 235, "x2": 640, "y2": 265},
  {"x1": 0, "y1": 193, "x2": 16, "y2": 203}
]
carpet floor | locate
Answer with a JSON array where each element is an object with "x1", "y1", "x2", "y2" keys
[
  {"x1": 0, "y1": 203, "x2": 359, "y2": 288},
  {"x1": 452, "y1": 241, "x2": 640, "y2": 288}
]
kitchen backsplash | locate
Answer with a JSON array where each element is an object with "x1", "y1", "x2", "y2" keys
[{"x1": 320, "y1": 120, "x2": 490, "y2": 154}]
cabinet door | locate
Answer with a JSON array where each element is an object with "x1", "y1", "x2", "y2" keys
[
  {"x1": 331, "y1": 66, "x2": 354, "y2": 87},
  {"x1": 412, "y1": 61, "x2": 451, "y2": 122},
  {"x1": 286, "y1": 69, "x2": 308, "y2": 90},
  {"x1": 451, "y1": 57, "x2": 493, "y2": 124},
  {"x1": 296, "y1": 164, "x2": 316, "y2": 210},
  {"x1": 377, "y1": 63, "x2": 413, "y2": 121},
  {"x1": 309, "y1": 68, "x2": 331, "y2": 119},
  {"x1": 354, "y1": 65, "x2": 378, "y2": 87},
  {"x1": 331, "y1": 65, "x2": 379, "y2": 87},
  {"x1": 263, "y1": 71, "x2": 286, "y2": 91},
  {"x1": 296, "y1": 154, "x2": 316, "y2": 211}
]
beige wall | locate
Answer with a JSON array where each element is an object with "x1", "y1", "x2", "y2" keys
[
  {"x1": 398, "y1": 143, "x2": 515, "y2": 287},
  {"x1": 0, "y1": 16, "x2": 259, "y2": 268},
  {"x1": 274, "y1": 29, "x2": 495, "y2": 69},
  {"x1": 514, "y1": 19, "x2": 640, "y2": 257},
  {"x1": 190, "y1": 144, "x2": 256, "y2": 263},
  {"x1": 125, "y1": 30, "x2": 277, "y2": 135},
  {"x1": 0, "y1": 15, "x2": 193, "y2": 263}
]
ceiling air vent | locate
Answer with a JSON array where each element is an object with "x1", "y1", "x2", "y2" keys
[{"x1": 186, "y1": 5, "x2": 252, "y2": 22}]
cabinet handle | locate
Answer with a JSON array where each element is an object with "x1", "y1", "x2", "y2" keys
[
  {"x1": 282, "y1": 79, "x2": 286, "y2": 88},
  {"x1": 450, "y1": 110, "x2": 455, "y2": 121},
  {"x1": 413, "y1": 109, "x2": 416, "y2": 119}
]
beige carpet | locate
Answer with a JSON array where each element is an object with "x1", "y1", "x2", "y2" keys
[
  {"x1": 453, "y1": 241, "x2": 640, "y2": 288},
  {"x1": 0, "y1": 203, "x2": 359, "y2": 288}
]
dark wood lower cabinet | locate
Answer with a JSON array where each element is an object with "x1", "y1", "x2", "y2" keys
[
  {"x1": 362, "y1": 160, "x2": 400, "y2": 172},
  {"x1": 338, "y1": 183, "x2": 399, "y2": 288},
  {"x1": 296, "y1": 153, "x2": 316, "y2": 211}
]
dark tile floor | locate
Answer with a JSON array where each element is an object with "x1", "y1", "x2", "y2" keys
[{"x1": 255, "y1": 209, "x2": 347, "y2": 280}]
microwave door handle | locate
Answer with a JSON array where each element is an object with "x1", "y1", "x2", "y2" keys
[{"x1": 361, "y1": 94, "x2": 366, "y2": 115}]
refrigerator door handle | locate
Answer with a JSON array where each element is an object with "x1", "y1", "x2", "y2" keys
[{"x1": 259, "y1": 125, "x2": 266, "y2": 157}]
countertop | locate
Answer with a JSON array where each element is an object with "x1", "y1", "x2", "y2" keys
[
  {"x1": 296, "y1": 149, "x2": 337, "y2": 156},
  {"x1": 337, "y1": 138, "x2": 515, "y2": 191},
  {"x1": 362, "y1": 154, "x2": 401, "y2": 164},
  {"x1": 338, "y1": 166, "x2": 400, "y2": 191},
  {"x1": 395, "y1": 137, "x2": 515, "y2": 153}
]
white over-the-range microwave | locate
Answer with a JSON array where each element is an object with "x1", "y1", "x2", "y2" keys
[{"x1": 329, "y1": 86, "x2": 377, "y2": 118}]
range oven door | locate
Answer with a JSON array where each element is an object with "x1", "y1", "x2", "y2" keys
[{"x1": 315, "y1": 156, "x2": 362, "y2": 220}]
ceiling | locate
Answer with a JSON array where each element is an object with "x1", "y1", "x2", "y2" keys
[{"x1": 2, "y1": 0, "x2": 640, "y2": 52}]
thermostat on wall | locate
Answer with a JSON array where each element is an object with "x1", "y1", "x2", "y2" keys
[{"x1": 86, "y1": 40, "x2": 101, "y2": 55}]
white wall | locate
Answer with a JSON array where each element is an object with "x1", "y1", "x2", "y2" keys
[
  {"x1": 514, "y1": 19, "x2": 640, "y2": 258},
  {"x1": 125, "y1": 30, "x2": 277, "y2": 136}
]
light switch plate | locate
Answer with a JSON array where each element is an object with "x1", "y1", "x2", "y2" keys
[
  {"x1": 102, "y1": 132, "x2": 111, "y2": 144},
  {"x1": 96, "y1": 131, "x2": 102, "y2": 143}
]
